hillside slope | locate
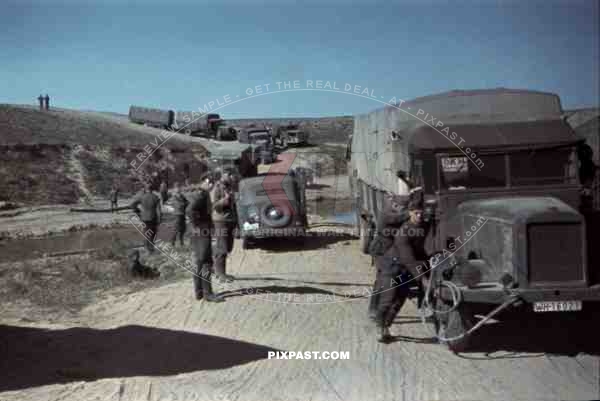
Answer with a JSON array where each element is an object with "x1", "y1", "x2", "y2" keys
[{"x1": 0, "y1": 105, "x2": 208, "y2": 206}]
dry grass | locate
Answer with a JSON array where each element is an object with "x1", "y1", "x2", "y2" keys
[
  {"x1": 0, "y1": 105, "x2": 210, "y2": 205},
  {"x1": 0, "y1": 144, "x2": 82, "y2": 204}
]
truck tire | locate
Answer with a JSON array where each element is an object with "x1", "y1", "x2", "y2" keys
[
  {"x1": 359, "y1": 217, "x2": 373, "y2": 254},
  {"x1": 433, "y1": 300, "x2": 475, "y2": 353}
]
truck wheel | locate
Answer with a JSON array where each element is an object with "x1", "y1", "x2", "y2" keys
[
  {"x1": 359, "y1": 218, "x2": 373, "y2": 254},
  {"x1": 433, "y1": 300, "x2": 475, "y2": 353}
]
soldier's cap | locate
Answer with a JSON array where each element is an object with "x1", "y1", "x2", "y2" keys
[
  {"x1": 408, "y1": 189, "x2": 425, "y2": 211},
  {"x1": 408, "y1": 199, "x2": 424, "y2": 211}
]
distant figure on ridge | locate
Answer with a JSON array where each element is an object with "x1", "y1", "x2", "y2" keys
[
  {"x1": 43, "y1": 94, "x2": 50, "y2": 110},
  {"x1": 109, "y1": 184, "x2": 119, "y2": 213},
  {"x1": 37, "y1": 94, "x2": 44, "y2": 110}
]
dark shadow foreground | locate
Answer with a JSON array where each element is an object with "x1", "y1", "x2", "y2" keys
[
  {"x1": 0, "y1": 324, "x2": 279, "y2": 392},
  {"x1": 459, "y1": 306, "x2": 600, "y2": 356},
  {"x1": 253, "y1": 232, "x2": 355, "y2": 252}
]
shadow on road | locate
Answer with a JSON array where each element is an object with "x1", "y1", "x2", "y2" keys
[
  {"x1": 0, "y1": 324, "x2": 280, "y2": 392},
  {"x1": 218, "y1": 285, "x2": 364, "y2": 300},
  {"x1": 232, "y1": 275, "x2": 370, "y2": 287},
  {"x1": 252, "y1": 232, "x2": 355, "y2": 252}
]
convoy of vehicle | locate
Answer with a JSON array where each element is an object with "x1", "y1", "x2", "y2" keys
[
  {"x1": 348, "y1": 88, "x2": 600, "y2": 351},
  {"x1": 128, "y1": 105, "x2": 231, "y2": 139}
]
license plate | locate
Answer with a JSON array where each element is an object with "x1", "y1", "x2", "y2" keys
[{"x1": 533, "y1": 300, "x2": 582, "y2": 312}]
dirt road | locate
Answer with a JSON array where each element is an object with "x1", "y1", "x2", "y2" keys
[{"x1": 1, "y1": 228, "x2": 598, "y2": 401}]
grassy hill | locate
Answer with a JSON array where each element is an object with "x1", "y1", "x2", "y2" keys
[{"x1": 0, "y1": 105, "x2": 209, "y2": 206}]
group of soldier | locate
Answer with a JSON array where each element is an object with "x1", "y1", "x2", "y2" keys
[
  {"x1": 37, "y1": 94, "x2": 50, "y2": 110},
  {"x1": 125, "y1": 164, "x2": 433, "y2": 337},
  {"x1": 129, "y1": 169, "x2": 237, "y2": 303}
]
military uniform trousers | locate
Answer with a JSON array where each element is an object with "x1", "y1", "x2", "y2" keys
[{"x1": 191, "y1": 230, "x2": 216, "y2": 298}]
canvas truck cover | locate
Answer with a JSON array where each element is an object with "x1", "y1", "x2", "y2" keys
[
  {"x1": 351, "y1": 89, "x2": 567, "y2": 192},
  {"x1": 129, "y1": 106, "x2": 173, "y2": 126},
  {"x1": 174, "y1": 111, "x2": 210, "y2": 132}
]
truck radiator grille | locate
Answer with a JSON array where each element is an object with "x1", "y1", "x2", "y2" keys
[{"x1": 527, "y1": 223, "x2": 585, "y2": 285}]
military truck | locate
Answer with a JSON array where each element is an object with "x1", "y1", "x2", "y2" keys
[
  {"x1": 129, "y1": 106, "x2": 174, "y2": 129},
  {"x1": 348, "y1": 88, "x2": 600, "y2": 351},
  {"x1": 203, "y1": 141, "x2": 258, "y2": 183},
  {"x1": 174, "y1": 111, "x2": 225, "y2": 138},
  {"x1": 238, "y1": 126, "x2": 275, "y2": 164},
  {"x1": 275, "y1": 124, "x2": 308, "y2": 147}
]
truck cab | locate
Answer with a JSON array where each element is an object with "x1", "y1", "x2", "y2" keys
[{"x1": 348, "y1": 89, "x2": 600, "y2": 351}]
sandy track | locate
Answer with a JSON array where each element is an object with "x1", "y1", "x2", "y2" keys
[{"x1": 1, "y1": 231, "x2": 599, "y2": 401}]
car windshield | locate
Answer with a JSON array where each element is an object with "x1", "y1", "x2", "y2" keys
[{"x1": 509, "y1": 147, "x2": 575, "y2": 186}]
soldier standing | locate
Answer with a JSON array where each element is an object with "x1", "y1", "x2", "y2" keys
[
  {"x1": 37, "y1": 94, "x2": 44, "y2": 110},
  {"x1": 43, "y1": 94, "x2": 50, "y2": 110},
  {"x1": 170, "y1": 182, "x2": 189, "y2": 247},
  {"x1": 367, "y1": 171, "x2": 419, "y2": 320},
  {"x1": 210, "y1": 170, "x2": 236, "y2": 282},
  {"x1": 374, "y1": 195, "x2": 431, "y2": 343},
  {"x1": 188, "y1": 187, "x2": 224, "y2": 302},
  {"x1": 159, "y1": 181, "x2": 169, "y2": 205},
  {"x1": 109, "y1": 184, "x2": 119, "y2": 213},
  {"x1": 131, "y1": 182, "x2": 162, "y2": 253}
]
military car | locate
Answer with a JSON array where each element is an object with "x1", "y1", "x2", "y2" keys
[
  {"x1": 348, "y1": 88, "x2": 600, "y2": 351},
  {"x1": 236, "y1": 172, "x2": 308, "y2": 249},
  {"x1": 238, "y1": 127, "x2": 275, "y2": 164},
  {"x1": 275, "y1": 124, "x2": 308, "y2": 147}
]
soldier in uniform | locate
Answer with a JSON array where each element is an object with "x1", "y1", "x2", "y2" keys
[
  {"x1": 367, "y1": 171, "x2": 421, "y2": 320},
  {"x1": 37, "y1": 94, "x2": 44, "y2": 110},
  {"x1": 374, "y1": 195, "x2": 431, "y2": 343},
  {"x1": 109, "y1": 184, "x2": 119, "y2": 213},
  {"x1": 131, "y1": 182, "x2": 162, "y2": 253},
  {"x1": 170, "y1": 182, "x2": 189, "y2": 247},
  {"x1": 188, "y1": 186, "x2": 224, "y2": 302},
  {"x1": 210, "y1": 170, "x2": 236, "y2": 282},
  {"x1": 43, "y1": 94, "x2": 50, "y2": 110},
  {"x1": 159, "y1": 181, "x2": 169, "y2": 204}
]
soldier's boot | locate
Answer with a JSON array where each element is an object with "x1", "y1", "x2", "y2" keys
[
  {"x1": 201, "y1": 278, "x2": 224, "y2": 303},
  {"x1": 368, "y1": 293, "x2": 379, "y2": 320},
  {"x1": 194, "y1": 277, "x2": 203, "y2": 300},
  {"x1": 214, "y1": 256, "x2": 234, "y2": 282},
  {"x1": 377, "y1": 326, "x2": 393, "y2": 344}
]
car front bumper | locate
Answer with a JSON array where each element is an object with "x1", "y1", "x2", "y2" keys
[{"x1": 441, "y1": 283, "x2": 600, "y2": 304}]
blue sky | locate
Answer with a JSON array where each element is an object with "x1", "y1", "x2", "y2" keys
[{"x1": 1, "y1": 0, "x2": 598, "y2": 118}]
